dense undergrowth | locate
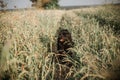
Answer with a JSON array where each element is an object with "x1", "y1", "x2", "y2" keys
[{"x1": 0, "y1": 5, "x2": 120, "y2": 80}]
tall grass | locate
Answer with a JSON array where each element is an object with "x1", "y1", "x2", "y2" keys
[
  {"x1": 73, "y1": 4, "x2": 120, "y2": 35},
  {"x1": 0, "y1": 5, "x2": 120, "y2": 80},
  {"x1": 59, "y1": 12, "x2": 120, "y2": 80}
]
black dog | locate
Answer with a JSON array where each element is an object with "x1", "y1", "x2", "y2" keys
[
  {"x1": 55, "y1": 28, "x2": 75, "y2": 67},
  {"x1": 57, "y1": 28, "x2": 74, "y2": 53}
]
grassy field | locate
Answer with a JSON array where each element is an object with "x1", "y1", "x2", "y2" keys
[{"x1": 0, "y1": 4, "x2": 120, "y2": 80}]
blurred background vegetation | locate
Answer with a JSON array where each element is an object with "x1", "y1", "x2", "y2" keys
[
  {"x1": 44, "y1": 0, "x2": 59, "y2": 9},
  {"x1": 30, "y1": 0, "x2": 59, "y2": 9}
]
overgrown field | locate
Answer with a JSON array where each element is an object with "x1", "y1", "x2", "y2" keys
[{"x1": 0, "y1": 5, "x2": 120, "y2": 80}]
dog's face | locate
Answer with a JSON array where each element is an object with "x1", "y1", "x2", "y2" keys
[
  {"x1": 57, "y1": 29, "x2": 74, "y2": 51},
  {"x1": 59, "y1": 29, "x2": 71, "y2": 43}
]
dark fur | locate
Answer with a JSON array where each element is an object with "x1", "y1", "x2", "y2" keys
[
  {"x1": 55, "y1": 28, "x2": 75, "y2": 67},
  {"x1": 57, "y1": 28, "x2": 74, "y2": 52}
]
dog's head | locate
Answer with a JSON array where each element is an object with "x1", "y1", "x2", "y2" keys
[{"x1": 57, "y1": 29, "x2": 74, "y2": 51}]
